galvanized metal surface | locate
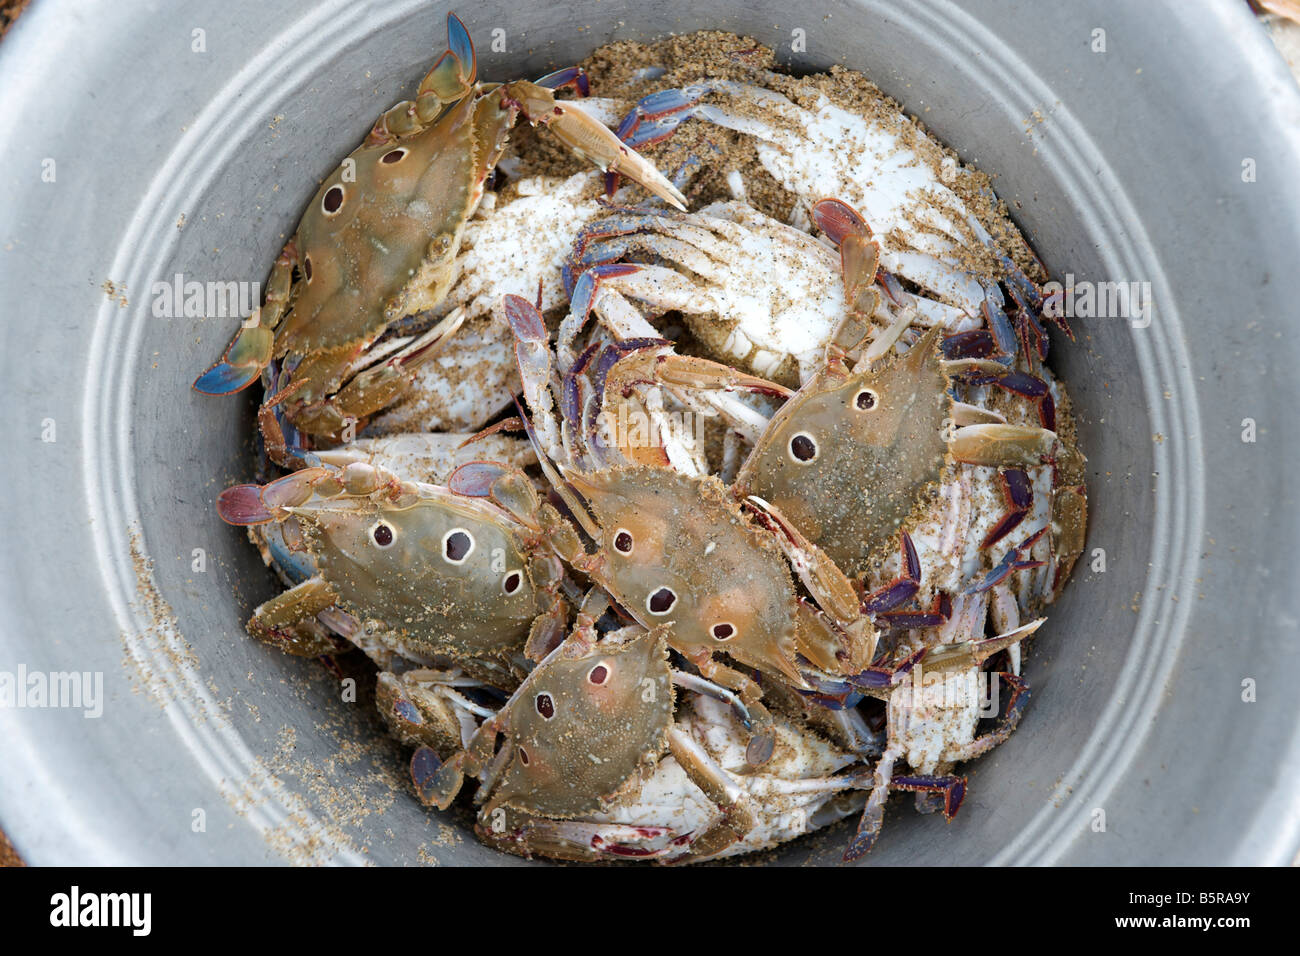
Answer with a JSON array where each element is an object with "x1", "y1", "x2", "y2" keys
[{"x1": 0, "y1": 0, "x2": 1298, "y2": 865}]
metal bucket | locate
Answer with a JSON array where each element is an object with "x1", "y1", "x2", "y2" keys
[{"x1": 2, "y1": 0, "x2": 1298, "y2": 864}]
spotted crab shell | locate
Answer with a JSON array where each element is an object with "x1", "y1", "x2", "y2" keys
[
  {"x1": 736, "y1": 326, "x2": 950, "y2": 578},
  {"x1": 276, "y1": 88, "x2": 508, "y2": 373},
  {"x1": 567, "y1": 465, "x2": 804, "y2": 686},
  {"x1": 483, "y1": 624, "x2": 674, "y2": 818},
  {"x1": 292, "y1": 487, "x2": 552, "y2": 665}
]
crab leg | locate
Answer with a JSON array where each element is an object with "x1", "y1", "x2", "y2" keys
[
  {"x1": 322, "y1": 308, "x2": 468, "y2": 427},
  {"x1": 862, "y1": 532, "x2": 924, "y2": 616},
  {"x1": 949, "y1": 673, "x2": 1031, "y2": 761},
  {"x1": 980, "y1": 468, "x2": 1033, "y2": 550},
  {"x1": 670, "y1": 650, "x2": 778, "y2": 768},
  {"x1": 243, "y1": 576, "x2": 341, "y2": 654},
  {"x1": 672, "y1": 669, "x2": 755, "y2": 730},
  {"x1": 842, "y1": 754, "x2": 970, "y2": 861},
  {"x1": 665, "y1": 726, "x2": 757, "y2": 861},
  {"x1": 377, "y1": 669, "x2": 500, "y2": 752}
]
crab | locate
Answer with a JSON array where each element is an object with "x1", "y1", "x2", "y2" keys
[
  {"x1": 559, "y1": 198, "x2": 980, "y2": 388},
  {"x1": 408, "y1": 614, "x2": 874, "y2": 863},
  {"x1": 214, "y1": 455, "x2": 570, "y2": 688},
  {"x1": 607, "y1": 72, "x2": 1062, "y2": 345},
  {"x1": 193, "y1": 12, "x2": 685, "y2": 466}
]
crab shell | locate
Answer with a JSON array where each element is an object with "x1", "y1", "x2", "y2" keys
[
  {"x1": 271, "y1": 84, "x2": 519, "y2": 436},
  {"x1": 267, "y1": 472, "x2": 561, "y2": 670},
  {"x1": 475, "y1": 623, "x2": 674, "y2": 819},
  {"x1": 735, "y1": 326, "x2": 950, "y2": 579},
  {"x1": 566, "y1": 464, "x2": 807, "y2": 687}
]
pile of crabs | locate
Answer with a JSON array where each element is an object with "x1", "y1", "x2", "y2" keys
[{"x1": 197, "y1": 15, "x2": 1087, "y2": 863}]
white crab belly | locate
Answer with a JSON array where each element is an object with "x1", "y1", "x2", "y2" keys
[
  {"x1": 586, "y1": 695, "x2": 864, "y2": 859},
  {"x1": 691, "y1": 204, "x2": 847, "y2": 376},
  {"x1": 888, "y1": 669, "x2": 982, "y2": 774},
  {"x1": 323, "y1": 432, "x2": 535, "y2": 483},
  {"x1": 454, "y1": 172, "x2": 608, "y2": 316},
  {"x1": 368, "y1": 322, "x2": 519, "y2": 433},
  {"x1": 750, "y1": 93, "x2": 989, "y2": 311}
]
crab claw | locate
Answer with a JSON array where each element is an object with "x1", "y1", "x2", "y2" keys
[
  {"x1": 813, "y1": 198, "x2": 882, "y2": 357},
  {"x1": 890, "y1": 774, "x2": 967, "y2": 819},
  {"x1": 447, "y1": 460, "x2": 542, "y2": 530},
  {"x1": 216, "y1": 467, "x2": 334, "y2": 526},
  {"x1": 193, "y1": 323, "x2": 273, "y2": 394},
  {"x1": 920, "y1": 619, "x2": 1046, "y2": 673},
  {"x1": 446, "y1": 460, "x2": 509, "y2": 498},
  {"x1": 411, "y1": 746, "x2": 465, "y2": 811},
  {"x1": 504, "y1": 81, "x2": 688, "y2": 210},
  {"x1": 878, "y1": 591, "x2": 952, "y2": 630},
  {"x1": 745, "y1": 496, "x2": 862, "y2": 628},
  {"x1": 216, "y1": 483, "x2": 274, "y2": 525},
  {"x1": 503, "y1": 294, "x2": 562, "y2": 448},
  {"x1": 949, "y1": 423, "x2": 1058, "y2": 467}
]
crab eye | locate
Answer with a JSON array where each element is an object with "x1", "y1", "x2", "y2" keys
[
  {"x1": 789, "y1": 432, "x2": 818, "y2": 463},
  {"x1": 442, "y1": 528, "x2": 475, "y2": 564},
  {"x1": 381, "y1": 148, "x2": 408, "y2": 164},
  {"x1": 502, "y1": 571, "x2": 522, "y2": 594},
  {"x1": 519, "y1": 747, "x2": 530, "y2": 766},
  {"x1": 303, "y1": 256, "x2": 313, "y2": 281},
  {"x1": 647, "y1": 587, "x2": 677, "y2": 615},
  {"x1": 613, "y1": 529, "x2": 634, "y2": 553},
  {"x1": 855, "y1": 389, "x2": 877, "y2": 410},
  {"x1": 322, "y1": 185, "x2": 345, "y2": 215},
  {"x1": 711, "y1": 623, "x2": 735, "y2": 641},
  {"x1": 394, "y1": 698, "x2": 421, "y2": 724},
  {"x1": 588, "y1": 664, "x2": 610, "y2": 685},
  {"x1": 372, "y1": 523, "x2": 395, "y2": 548},
  {"x1": 535, "y1": 693, "x2": 555, "y2": 719}
]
